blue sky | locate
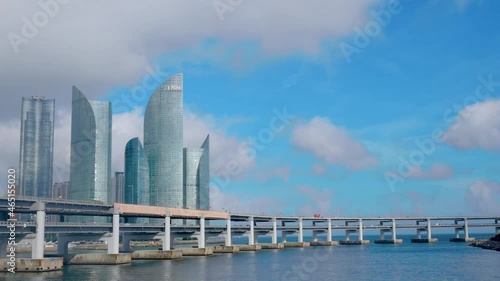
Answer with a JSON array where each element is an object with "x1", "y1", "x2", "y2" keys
[
  {"x1": 96, "y1": 0, "x2": 500, "y2": 216},
  {"x1": 2, "y1": 0, "x2": 499, "y2": 217}
]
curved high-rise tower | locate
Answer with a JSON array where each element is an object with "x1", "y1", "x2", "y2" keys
[
  {"x1": 69, "y1": 86, "x2": 111, "y2": 206},
  {"x1": 144, "y1": 73, "x2": 183, "y2": 209},
  {"x1": 183, "y1": 135, "x2": 210, "y2": 225}
]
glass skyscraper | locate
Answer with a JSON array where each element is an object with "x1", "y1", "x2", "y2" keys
[
  {"x1": 114, "y1": 172, "x2": 125, "y2": 203},
  {"x1": 183, "y1": 135, "x2": 209, "y2": 225},
  {"x1": 124, "y1": 137, "x2": 150, "y2": 223},
  {"x1": 144, "y1": 73, "x2": 183, "y2": 209},
  {"x1": 69, "y1": 86, "x2": 112, "y2": 207},
  {"x1": 18, "y1": 96, "x2": 55, "y2": 198}
]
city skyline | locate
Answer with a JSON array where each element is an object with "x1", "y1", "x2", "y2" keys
[{"x1": 1, "y1": 1, "x2": 499, "y2": 218}]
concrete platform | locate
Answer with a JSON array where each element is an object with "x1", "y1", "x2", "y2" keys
[
  {"x1": 339, "y1": 240, "x2": 370, "y2": 245},
  {"x1": 260, "y1": 243, "x2": 285, "y2": 249},
  {"x1": 67, "y1": 253, "x2": 131, "y2": 265},
  {"x1": 310, "y1": 241, "x2": 339, "y2": 246},
  {"x1": 212, "y1": 246, "x2": 240, "y2": 253},
  {"x1": 411, "y1": 238, "x2": 438, "y2": 243},
  {"x1": 131, "y1": 250, "x2": 182, "y2": 260},
  {"x1": 449, "y1": 238, "x2": 475, "y2": 242},
  {"x1": 374, "y1": 239, "x2": 403, "y2": 244},
  {"x1": 284, "y1": 242, "x2": 310, "y2": 248},
  {"x1": 0, "y1": 258, "x2": 63, "y2": 272},
  {"x1": 180, "y1": 247, "x2": 213, "y2": 256},
  {"x1": 238, "y1": 245, "x2": 262, "y2": 251}
]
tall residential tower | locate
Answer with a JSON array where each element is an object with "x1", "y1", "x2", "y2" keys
[
  {"x1": 69, "y1": 86, "x2": 112, "y2": 206},
  {"x1": 183, "y1": 135, "x2": 210, "y2": 224},
  {"x1": 18, "y1": 96, "x2": 55, "y2": 198},
  {"x1": 144, "y1": 73, "x2": 183, "y2": 209},
  {"x1": 124, "y1": 137, "x2": 150, "y2": 223}
]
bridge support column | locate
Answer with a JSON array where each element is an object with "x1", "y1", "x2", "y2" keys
[
  {"x1": 379, "y1": 230, "x2": 385, "y2": 240},
  {"x1": 272, "y1": 218, "x2": 277, "y2": 244},
  {"x1": 455, "y1": 228, "x2": 460, "y2": 239},
  {"x1": 108, "y1": 208, "x2": 120, "y2": 254},
  {"x1": 248, "y1": 216, "x2": 255, "y2": 245},
  {"x1": 358, "y1": 219, "x2": 363, "y2": 241},
  {"x1": 198, "y1": 214, "x2": 206, "y2": 249},
  {"x1": 416, "y1": 229, "x2": 421, "y2": 239},
  {"x1": 225, "y1": 215, "x2": 232, "y2": 247},
  {"x1": 427, "y1": 218, "x2": 432, "y2": 239},
  {"x1": 32, "y1": 202, "x2": 45, "y2": 259},
  {"x1": 345, "y1": 231, "x2": 350, "y2": 241},
  {"x1": 163, "y1": 211, "x2": 171, "y2": 251},
  {"x1": 392, "y1": 219, "x2": 397, "y2": 240},
  {"x1": 464, "y1": 218, "x2": 469, "y2": 239},
  {"x1": 298, "y1": 218, "x2": 303, "y2": 243},
  {"x1": 327, "y1": 219, "x2": 332, "y2": 242}
]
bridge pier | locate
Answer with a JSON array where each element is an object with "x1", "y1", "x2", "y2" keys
[
  {"x1": 225, "y1": 215, "x2": 232, "y2": 246},
  {"x1": 198, "y1": 214, "x2": 206, "y2": 249},
  {"x1": 340, "y1": 219, "x2": 369, "y2": 245},
  {"x1": 298, "y1": 218, "x2": 304, "y2": 243},
  {"x1": 108, "y1": 208, "x2": 120, "y2": 254},
  {"x1": 272, "y1": 217, "x2": 278, "y2": 244},
  {"x1": 32, "y1": 202, "x2": 45, "y2": 259},
  {"x1": 374, "y1": 219, "x2": 402, "y2": 244},
  {"x1": 327, "y1": 218, "x2": 332, "y2": 242},
  {"x1": 412, "y1": 218, "x2": 438, "y2": 243},
  {"x1": 248, "y1": 216, "x2": 255, "y2": 245},
  {"x1": 450, "y1": 218, "x2": 475, "y2": 242},
  {"x1": 163, "y1": 211, "x2": 171, "y2": 250}
]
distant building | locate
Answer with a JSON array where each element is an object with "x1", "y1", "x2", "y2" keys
[
  {"x1": 124, "y1": 138, "x2": 149, "y2": 223},
  {"x1": 183, "y1": 135, "x2": 210, "y2": 225},
  {"x1": 114, "y1": 172, "x2": 125, "y2": 203},
  {"x1": 144, "y1": 73, "x2": 183, "y2": 210},
  {"x1": 52, "y1": 181, "x2": 69, "y2": 200},
  {"x1": 18, "y1": 96, "x2": 55, "y2": 198},
  {"x1": 69, "y1": 86, "x2": 111, "y2": 222}
]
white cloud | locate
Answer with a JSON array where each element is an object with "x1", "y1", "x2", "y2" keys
[
  {"x1": 408, "y1": 164, "x2": 454, "y2": 180},
  {"x1": 466, "y1": 180, "x2": 500, "y2": 214},
  {"x1": 296, "y1": 185, "x2": 334, "y2": 216},
  {"x1": 184, "y1": 110, "x2": 255, "y2": 179},
  {"x1": 292, "y1": 117, "x2": 378, "y2": 170},
  {"x1": 444, "y1": 100, "x2": 500, "y2": 151},
  {"x1": 312, "y1": 163, "x2": 327, "y2": 176},
  {"x1": 0, "y1": 0, "x2": 376, "y2": 119}
]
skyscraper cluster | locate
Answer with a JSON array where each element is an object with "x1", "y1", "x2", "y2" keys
[{"x1": 17, "y1": 73, "x2": 210, "y2": 223}]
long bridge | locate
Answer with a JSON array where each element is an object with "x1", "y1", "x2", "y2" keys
[{"x1": 1, "y1": 196, "x2": 499, "y2": 272}]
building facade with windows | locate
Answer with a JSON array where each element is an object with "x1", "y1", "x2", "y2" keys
[
  {"x1": 144, "y1": 74, "x2": 183, "y2": 210},
  {"x1": 18, "y1": 96, "x2": 55, "y2": 198},
  {"x1": 69, "y1": 86, "x2": 112, "y2": 207}
]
